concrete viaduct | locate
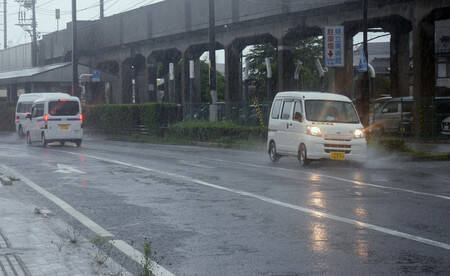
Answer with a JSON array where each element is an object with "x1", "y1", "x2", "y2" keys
[{"x1": 34, "y1": 0, "x2": 450, "y2": 104}]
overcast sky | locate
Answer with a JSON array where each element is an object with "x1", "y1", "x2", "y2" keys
[{"x1": 3, "y1": 0, "x2": 163, "y2": 47}]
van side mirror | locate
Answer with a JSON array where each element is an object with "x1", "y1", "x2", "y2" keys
[
  {"x1": 294, "y1": 112, "x2": 303, "y2": 122},
  {"x1": 382, "y1": 108, "x2": 389, "y2": 113}
]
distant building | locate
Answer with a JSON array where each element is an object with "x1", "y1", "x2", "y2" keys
[{"x1": 436, "y1": 19, "x2": 450, "y2": 94}]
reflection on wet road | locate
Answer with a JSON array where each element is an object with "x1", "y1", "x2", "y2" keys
[{"x1": 0, "y1": 134, "x2": 449, "y2": 275}]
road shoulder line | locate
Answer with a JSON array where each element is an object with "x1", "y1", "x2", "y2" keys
[{"x1": 0, "y1": 164, "x2": 174, "y2": 276}]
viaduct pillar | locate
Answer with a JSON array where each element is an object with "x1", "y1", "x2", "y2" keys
[
  {"x1": 413, "y1": 16, "x2": 435, "y2": 136},
  {"x1": 147, "y1": 58, "x2": 158, "y2": 102},
  {"x1": 390, "y1": 29, "x2": 411, "y2": 97},
  {"x1": 225, "y1": 43, "x2": 242, "y2": 102},
  {"x1": 277, "y1": 42, "x2": 296, "y2": 92}
]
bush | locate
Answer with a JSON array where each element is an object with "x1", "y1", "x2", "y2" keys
[
  {"x1": 0, "y1": 103, "x2": 15, "y2": 132},
  {"x1": 167, "y1": 121, "x2": 266, "y2": 142},
  {"x1": 378, "y1": 137, "x2": 409, "y2": 152},
  {"x1": 83, "y1": 103, "x2": 182, "y2": 136}
]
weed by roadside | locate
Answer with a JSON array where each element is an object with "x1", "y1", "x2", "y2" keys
[{"x1": 66, "y1": 225, "x2": 81, "y2": 244}]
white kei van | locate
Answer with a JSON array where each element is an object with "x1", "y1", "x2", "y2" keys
[
  {"x1": 16, "y1": 93, "x2": 68, "y2": 137},
  {"x1": 267, "y1": 92, "x2": 367, "y2": 165},
  {"x1": 24, "y1": 93, "x2": 83, "y2": 147}
]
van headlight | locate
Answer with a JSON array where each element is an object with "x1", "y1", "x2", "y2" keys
[
  {"x1": 353, "y1": 129, "x2": 365, "y2": 139},
  {"x1": 307, "y1": 125, "x2": 322, "y2": 137}
]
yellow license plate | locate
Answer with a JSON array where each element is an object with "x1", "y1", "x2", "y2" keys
[
  {"x1": 59, "y1": 125, "x2": 69, "y2": 130},
  {"x1": 330, "y1": 152, "x2": 345, "y2": 160}
]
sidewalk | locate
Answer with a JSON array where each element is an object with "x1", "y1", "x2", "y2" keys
[
  {"x1": 407, "y1": 142, "x2": 450, "y2": 155},
  {"x1": 0, "y1": 176, "x2": 132, "y2": 276}
]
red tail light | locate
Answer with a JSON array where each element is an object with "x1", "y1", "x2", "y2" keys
[
  {"x1": 80, "y1": 114, "x2": 83, "y2": 122},
  {"x1": 44, "y1": 114, "x2": 48, "y2": 121},
  {"x1": 15, "y1": 116, "x2": 19, "y2": 120}
]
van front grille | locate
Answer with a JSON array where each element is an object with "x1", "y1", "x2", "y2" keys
[
  {"x1": 324, "y1": 149, "x2": 351, "y2": 154},
  {"x1": 324, "y1": 144, "x2": 351, "y2": 149}
]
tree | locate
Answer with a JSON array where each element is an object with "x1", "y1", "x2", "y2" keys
[
  {"x1": 200, "y1": 60, "x2": 225, "y2": 102},
  {"x1": 245, "y1": 44, "x2": 277, "y2": 101},
  {"x1": 245, "y1": 36, "x2": 325, "y2": 100},
  {"x1": 293, "y1": 37, "x2": 323, "y2": 91}
]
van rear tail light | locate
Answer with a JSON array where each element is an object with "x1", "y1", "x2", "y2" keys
[
  {"x1": 44, "y1": 114, "x2": 49, "y2": 122},
  {"x1": 80, "y1": 114, "x2": 83, "y2": 128}
]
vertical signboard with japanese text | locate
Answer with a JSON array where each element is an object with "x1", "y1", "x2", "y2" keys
[{"x1": 324, "y1": 26, "x2": 345, "y2": 67}]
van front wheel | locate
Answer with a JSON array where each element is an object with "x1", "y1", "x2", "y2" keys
[
  {"x1": 26, "y1": 132, "x2": 32, "y2": 146},
  {"x1": 298, "y1": 144, "x2": 310, "y2": 167},
  {"x1": 269, "y1": 141, "x2": 280, "y2": 162},
  {"x1": 18, "y1": 126, "x2": 25, "y2": 138},
  {"x1": 75, "y1": 140, "x2": 82, "y2": 148},
  {"x1": 41, "y1": 133, "x2": 47, "y2": 148}
]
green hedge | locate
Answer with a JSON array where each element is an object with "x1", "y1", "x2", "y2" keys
[
  {"x1": 166, "y1": 121, "x2": 266, "y2": 141},
  {"x1": 0, "y1": 103, "x2": 15, "y2": 132},
  {"x1": 83, "y1": 103, "x2": 182, "y2": 136}
]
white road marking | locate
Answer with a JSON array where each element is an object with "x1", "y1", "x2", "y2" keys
[
  {"x1": 205, "y1": 158, "x2": 450, "y2": 201},
  {"x1": 110, "y1": 240, "x2": 173, "y2": 276},
  {"x1": 55, "y1": 163, "x2": 86, "y2": 174},
  {"x1": 178, "y1": 160, "x2": 214, "y2": 169},
  {"x1": 51, "y1": 149, "x2": 450, "y2": 250},
  {"x1": 0, "y1": 164, "x2": 174, "y2": 276}
]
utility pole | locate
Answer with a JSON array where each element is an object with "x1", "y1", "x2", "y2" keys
[
  {"x1": 361, "y1": 0, "x2": 370, "y2": 126},
  {"x1": 100, "y1": 0, "x2": 104, "y2": 19},
  {"x1": 208, "y1": 0, "x2": 217, "y2": 121},
  {"x1": 3, "y1": 0, "x2": 6, "y2": 49},
  {"x1": 72, "y1": 0, "x2": 79, "y2": 97},
  {"x1": 31, "y1": 0, "x2": 37, "y2": 66}
]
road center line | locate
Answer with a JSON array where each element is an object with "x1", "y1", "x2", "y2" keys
[
  {"x1": 204, "y1": 158, "x2": 450, "y2": 201},
  {"x1": 0, "y1": 164, "x2": 174, "y2": 276},
  {"x1": 51, "y1": 149, "x2": 450, "y2": 250}
]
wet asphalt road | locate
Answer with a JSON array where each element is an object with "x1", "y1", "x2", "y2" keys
[{"x1": 0, "y1": 133, "x2": 450, "y2": 275}]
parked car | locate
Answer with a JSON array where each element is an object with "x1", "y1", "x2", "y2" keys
[
  {"x1": 267, "y1": 91, "x2": 367, "y2": 166},
  {"x1": 435, "y1": 97, "x2": 450, "y2": 135},
  {"x1": 372, "y1": 96, "x2": 415, "y2": 134}
]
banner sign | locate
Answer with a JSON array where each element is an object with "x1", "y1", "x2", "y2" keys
[{"x1": 324, "y1": 26, "x2": 344, "y2": 67}]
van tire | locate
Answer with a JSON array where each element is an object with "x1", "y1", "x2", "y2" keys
[
  {"x1": 268, "y1": 141, "x2": 280, "y2": 162},
  {"x1": 298, "y1": 144, "x2": 310, "y2": 167},
  {"x1": 26, "y1": 132, "x2": 32, "y2": 146},
  {"x1": 41, "y1": 133, "x2": 47, "y2": 147},
  {"x1": 75, "y1": 140, "x2": 82, "y2": 148},
  {"x1": 18, "y1": 126, "x2": 25, "y2": 138}
]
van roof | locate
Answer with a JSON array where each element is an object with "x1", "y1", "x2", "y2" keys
[
  {"x1": 275, "y1": 91, "x2": 352, "y2": 102},
  {"x1": 32, "y1": 93, "x2": 79, "y2": 103},
  {"x1": 18, "y1": 92, "x2": 73, "y2": 101}
]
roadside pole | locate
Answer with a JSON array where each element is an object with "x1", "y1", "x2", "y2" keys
[
  {"x1": 3, "y1": 0, "x2": 7, "y2": 49},
  {"x1": 100, "y1": 0, "x2": 104, "y2": 19},
  {"x1": 361, "y1": 0, "x2": 370, "y2": 126},
  {"x1": 31, "y1": 0, "x2": 37, "y2": 66},
  {"x1": 208, "y1": 0, "x2": 218, "y2": 122},
  {"x1": 189, "y1": 60, "x2": 195, "y2": 119},
  {"x1": 169, "y1": 62, "x2": 175, "y2": 103},
  {"x1": 265, "y1": 57, "x2": 272, "y2": 100},
  {"x1": 72, "y1": 0, "x2": 79, "y2": 98}
]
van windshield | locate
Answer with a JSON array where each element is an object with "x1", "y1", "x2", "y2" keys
[
  {"x1": 305, "y1": 100, "x2": 360, "y2": 124},
  {"x1": 49, "y1": 101, "x2": 80, "y2": 116}
]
